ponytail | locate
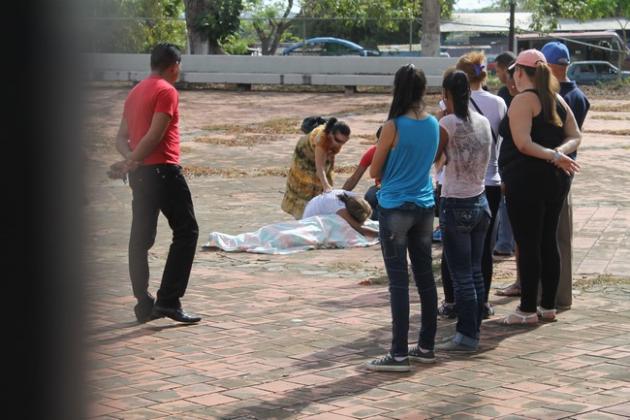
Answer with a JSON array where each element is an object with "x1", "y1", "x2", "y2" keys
[
  {"x1": 532, "y1": 63, "x2": 561, "y2": 126},
  {"x1": 388, "y1": 64, "x2": 427, "y2": 120},
  {"x1": 324, "y1": 117, "x2": 338, "y2": 133},
  {"x1": 456, "y1": 51, "x2": 488, "y2": 85},
  {"x1": 442, "y1": 70, "x2": 471, "y2": 121}
]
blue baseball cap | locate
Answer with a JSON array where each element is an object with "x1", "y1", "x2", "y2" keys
[{"x1": 541, "y1": 41, "x2": 571, "y2": 65}]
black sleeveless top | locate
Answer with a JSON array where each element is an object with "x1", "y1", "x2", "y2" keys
[{"x1": 498, "y1": 89, "x2": 567, "y2": 179}]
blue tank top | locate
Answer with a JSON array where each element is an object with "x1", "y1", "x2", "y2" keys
[{"x1": 377, "y1": 115, "x2": 440, "y2": 209}]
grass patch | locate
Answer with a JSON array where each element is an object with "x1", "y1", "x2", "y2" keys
[
  {"x1": 359, "y1": 275, "x2": 388, "y2": 286},
  {"x1": 183, "y1": 165, "x2": 290, "y2": 178},
  {"x1": 584, "y1": 128, "x2": 630, "y2": 136},
  {"x1": 203, "y1": 117, "x2": 301, "y2": 136},
  {"x1": 589, "y1": 104, "x2": 629, "y2": 112},
  {"x1": 590, "y1": 114, "x2": 630, "y2": 121},
  {"x1": 184, "y1": 163, "x2": 357, "y2": 178},
  {"x1": 574, "y1": 274, "x2": 630, "y2": 289},
  {"x1": 336, "y1": 103, "x2": 389, "y2": 117},
  {"x1": 359, "y1": 261, "x2": 442, "y2": 286},
  {"x1": 193, "y1": 134, "x2": 268, "y2": 147},
  {"x1": 183, "y1": 165, "x2": 249, "y2": 178}
]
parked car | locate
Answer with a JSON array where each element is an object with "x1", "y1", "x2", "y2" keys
[
  {"x1": 567, "y1": 60, "x2": 630, "y2": 85},
  {"x1": 282, "y1": 37, "x2": 380, "y2": 57}
]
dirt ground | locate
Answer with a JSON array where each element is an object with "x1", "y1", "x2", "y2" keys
[{"x1": 84, "y1": 83, "x2": 630, "y2": 285}]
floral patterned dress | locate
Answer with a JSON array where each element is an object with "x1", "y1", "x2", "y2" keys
[{"x1": 281, "y1": 125, "x2": 334, "y2": 219}]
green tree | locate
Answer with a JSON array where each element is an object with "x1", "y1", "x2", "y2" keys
[
  {"x1": 245, "y1": 0, "x2": 299, "y2": 55},
  {"x1": 297, "y1": 0, "x2": 455, "y2": 50},
  {"x1": 519, "y1": 0, "x2": 630, "y2": 70},
  {"x1": 183, "y1": 0, "x2": 244, "y2": 54},
  {"x1": 82, "y1": 0, "x2": 187, "y2": 53}
]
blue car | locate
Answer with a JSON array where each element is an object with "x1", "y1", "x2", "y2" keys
[{"x1": 282, "y1": 37, "x2": 380, "y2": 57}]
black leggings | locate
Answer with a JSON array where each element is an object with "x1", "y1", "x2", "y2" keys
[
  {"x1": 505, "y1": 170, "x2": 570, "y2": 313},
  {"x1": 441, "y1": 185, "x2": 501, "y2": 304}
]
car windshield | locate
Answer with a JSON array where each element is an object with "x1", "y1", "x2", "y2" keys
[{"x1": 592, "y1": 63, "x2": 616, "y2": 74}]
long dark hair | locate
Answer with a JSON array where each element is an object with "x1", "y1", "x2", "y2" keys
[
  {"x1": 387, "y1": 64, "x2": 427, "y2": 120},
  {"x1": 442, "y1": 70, "x2": 471, "y2": 121}
]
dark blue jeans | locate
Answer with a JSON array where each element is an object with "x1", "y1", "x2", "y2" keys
[
  {"x1": 364, "y1": 185, "x2": 379, "y2": 221},
  {"x1": 379, "y1": 203, "x2": 437, "y2": 357},
  {"x1": 440, "y1": 193, "x2": 490, "y2": 347}
]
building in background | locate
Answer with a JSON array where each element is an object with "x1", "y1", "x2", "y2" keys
[{"x1": 440, "y1": 13, "x2": 630, "y2": 69}]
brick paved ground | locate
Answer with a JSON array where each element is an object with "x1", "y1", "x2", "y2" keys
[{"x1": 85, "y1": 88, "x2": 630, "y2": 419}]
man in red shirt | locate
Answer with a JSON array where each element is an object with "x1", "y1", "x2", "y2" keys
[{"x1": 111, "y1": 43, "x2": 200, "y2": 324}]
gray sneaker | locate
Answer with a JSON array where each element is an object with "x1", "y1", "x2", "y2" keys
[
  {"x1": 435, "y1": 339, "x2": 478, "y2": 353},
  {"x1": 365, "y1": 353, "x2": 410, "y2": 372},
  {"x1": 408, "y1": 346, "x2": 436, "y2": 363}
]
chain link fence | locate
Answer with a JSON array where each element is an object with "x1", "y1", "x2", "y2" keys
[
  {"x1": 78, "y1": 15, "x2": 515, "y2": 56},
  {"x1": 79, "y1": 15, "x2": 628, "y2": 71}
]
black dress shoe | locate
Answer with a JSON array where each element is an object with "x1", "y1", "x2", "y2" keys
[
  {"x1": 134, "y1": 298, "x2": 155, "y2": 324},
  {"x1": 151, "y1": 305, "x2": 201, "y2": 323}
]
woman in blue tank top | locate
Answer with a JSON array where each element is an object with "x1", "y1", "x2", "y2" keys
[{"x1": 365, "y1": 64, "x2": 440, "y2": 372}]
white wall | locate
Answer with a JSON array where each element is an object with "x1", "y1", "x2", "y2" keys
[{"x1": 86, "y1": 54, "x2": 458, "y2": 87}]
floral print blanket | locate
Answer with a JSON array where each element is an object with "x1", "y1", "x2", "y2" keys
[{"x1": 203, "y1": 214, "x2": 379, "y2": 254}]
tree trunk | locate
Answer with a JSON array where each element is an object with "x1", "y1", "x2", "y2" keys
[
  {"x1": 183, "y1": 0, "x2": 209, "y2": 54},
  {"x1": 254, "y1": 23, "x2": 272, "y2": 55},
  {"x1": 255, "y1": 0, "x2": 294, "y2": 55},
  {"x1": 209, "y1": 39, "x2": 225, "y2": 55},
  {"x1": 421, "y1": 0, "x2": 441, "y2": 57},
  {"x1": 187, "y1": 29, "x2": 209, "y2": 54}
]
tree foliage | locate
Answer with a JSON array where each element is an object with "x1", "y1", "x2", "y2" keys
[
  {"x1": 244, "y1": 0, "x2": 298, "y2": 55},
  {"x1": 183, "y1": 0, "x2": 244, "y2": 54},
  {"x1": 296, "y1": 0, "x2": 455, "y2": 48},
  {"x1": 501, "y1": 0, "x2": 630, "y2": 31},
  {"x1": 82, "y1": 0, "x2": 187, "y2": 53}
]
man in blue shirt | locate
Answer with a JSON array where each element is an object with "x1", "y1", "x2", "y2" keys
[{"x1": 542, "y1": 41, "x2": 590, "y2": 310}]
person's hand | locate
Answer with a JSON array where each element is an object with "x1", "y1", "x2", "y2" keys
[
  {"x1": 107, "y1": 159, "x2": 141, "y2": 180},
  {"x1": 125, "y1": 159, "x2": 141, "y2": 172},
  {"x1": 107, "y1": 160, "x2": 128, "y2": 180},
  {"x1": 550, "y1": 151, "x2": 580, "y2": 176},
  {"x1": 323, "y1": 186, "x2": 333, "y2": 193}
]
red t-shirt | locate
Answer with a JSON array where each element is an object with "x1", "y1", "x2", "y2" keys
[
  {"x1": 123, "y1": 75, "x2": 180, "y2": 165},
  {"x1": 359, "y1": 145, "x2": 380, "y2": 186},
  {"x1": 359, "y1": 145, "x2": 377, "y2": 168}
]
